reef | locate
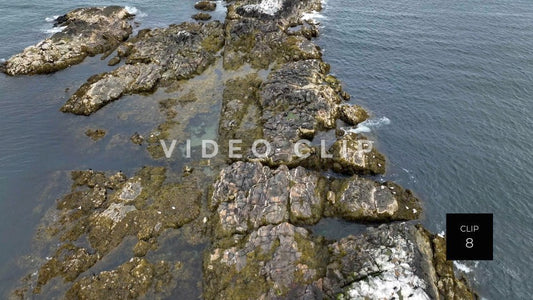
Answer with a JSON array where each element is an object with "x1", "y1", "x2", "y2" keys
[
  {"x1": 2, "y1": 6, "x2": 134, "y2": 76},
  {"x1": 6, "y1": 1, "x2": 477, "y2": 299}
]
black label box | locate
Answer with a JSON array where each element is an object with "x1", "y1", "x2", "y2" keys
[{"x1": 446, "y1": 213, "x2": 493, "y2": 260}]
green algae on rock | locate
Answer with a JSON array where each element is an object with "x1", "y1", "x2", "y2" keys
[
  {"x1": 19, "y1": 167, "x2": 201, "y2": 296},
  {"x1": 84, "y1": 128, "x2": 106, "y2": 141},
  {"x1": 193, "y1": 13, "x2": 213, "y2": 21},
  {"x1": 2, "y1": 6, "x2": 134, "y2": 76},
  {"x1": 223, "y1": 0, "x2": 323, "y2": 70},
  {"x1": 195, "y1": 1, "x2": 217, "y2": 12},
  {"x1": 61, "y1": 21, "x2": 225, "y2": 115}
]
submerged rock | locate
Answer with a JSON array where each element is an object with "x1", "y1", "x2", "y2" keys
[
  {"x1": 66, "y1": 258, "x2": 173, "y2": 299},
  {"x1": 84, "y1": 128, "x2": 106, "y2": 141},
  {"x1": 27, "y1": 167, "x2": 201, "y2": 295},
  {"x1": 61, "y1": 21, "x2": 224, "y2": 115},
  {"x1": 193, "y1": 13, "x2": 212, "y2": 21},
  {"x1": 3, "y1": 6, "x2": 134, "y2": 76}
]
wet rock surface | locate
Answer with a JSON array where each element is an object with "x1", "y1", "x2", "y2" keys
[
  {"x1": 2, "y1": 6, "x2": 133, "y2": 76},
  {"x1": 85, "y1": 128, "x2": 106, "y2": 141},
  {"x1": 205, "y1": 161, "x2": 472, "y2": 299},
  {"x1": 329, "y1": 132, "x2": 387, "y2": 175},
  {"x1": 195, "y1": 1, "x2": 217, "y2": 12},
  {"x1": 324, "y1": 223, "x2": 477, "y2": 299},
  {"x1": 7, "y1": 1, "x2": 478, "y2": 299},
  {"x1": 210, "y1": 161, "x2": 419, "y2": 237},
  {"x1": 14, "y1": 168, "x2": 202, "y2": 297},
  {"x1": 61, "y1": 21, "x2": 224, "y2": 115},
  {"x1": 193, "y1": 12, "x2": 213, "y2": 21},
  {"x1": 223, "y1": 0, "x2": 322, "y2": 70}
]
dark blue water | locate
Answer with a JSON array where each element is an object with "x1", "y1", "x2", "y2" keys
[
  {"x1": 0, "y1": 0, "x2": 532, "y2": 298},
  {"x1": 318, "y1": 0, "x2": 533, "y2": 298}
]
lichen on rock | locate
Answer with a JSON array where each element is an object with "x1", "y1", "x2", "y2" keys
[
  {"x1": 61, "y1": 21, "x2": 225, "y2": 115},
  {"x1": 3, "y1": 6, "x2": 134, "y2": 76}
]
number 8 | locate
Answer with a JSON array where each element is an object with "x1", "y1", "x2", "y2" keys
[{"x1": 466, "y1": 238, "x2": 474, "y2": 248}]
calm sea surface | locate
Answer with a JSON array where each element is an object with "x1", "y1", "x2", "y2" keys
[{"x1": 0, "y1": 0, "x2": 532, "y2": 298}]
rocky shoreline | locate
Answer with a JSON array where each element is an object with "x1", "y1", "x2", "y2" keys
[{"x1": 4, "y1": 1, "x2": 477, "y2": 299}]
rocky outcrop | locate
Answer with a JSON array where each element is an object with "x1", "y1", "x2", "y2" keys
[
  {"x1": 193, "y1": 13, "x2": 213, "y2": 21},
  {"x1": 223, "y1": 0, "x2": 322, "y2": 70},
  {"x1": 329, "y1": 132, "x2": 386, "y2": 175},
  {"x1": 204, "y1": 222, "x2": 327, "y2": 299},
  {"x1": 324, "y1": 223, "x2": 477, "y2": 299},
  {"x1": 209, "y1": 161, "x2": 420, "y2": 238},
  {"x1": 30, "y1": 167, "x2": 201, "y2": 294},
  {"x1": 207, "y1": 159, "x2": 418, "y2": 268},
  {"x1": 253, "y1": 60, "x2": 342, "y2": 166},
  {"x1": 195, "y1": 1, "x2": 217, "y2": 11},
  {"x1": 205, "y1": 162, "x2": 473, "y2": 299},
  {"x1": 66, "y1": 258, "x2": 174, "y2": 299},
  {"x1": 2, "y1": 6, "x2": 134, "y2": 76},
  {"x1": 61, "y1": 21, "x2": 224, "y2": 115}
]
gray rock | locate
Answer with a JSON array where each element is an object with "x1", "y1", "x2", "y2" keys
[
  {"x1": 204, "y1": 222, "x2": 327, "y2": 299},
  {"x1": 323, "y1": 223, "x2": 477, "y2": 300},
  {"x1": 223, "y1": 0, "x2": 323, "y2": 70},
  {"x1": 61, "y1": 21, "x2": 224, "y2": 115},
  {"x1": 329, "y1": 132, "x2": 386, "y2": 175},
  {"x1": 194, "y1": 1, "x2": 217, "y2": 11},
  {"x1": 210, "y1": 161, "x2": 421, "y2": 238},
  {"x1": 339, "y1": 104, "x2": 369, "y2": 126},
  {"x1": 325, "y1": 177, "x2": 421, "y2": 221},
  {"x1": 3, "y1": 6, "x2": 133, "y2": 76}
]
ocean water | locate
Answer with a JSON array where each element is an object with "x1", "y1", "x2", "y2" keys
[
  {"x1": 317, "y1": 0, "x2": 533, "y2": 298},
  {"x1": 0, "y1": 0, "x2": 531, "y2": 299}
]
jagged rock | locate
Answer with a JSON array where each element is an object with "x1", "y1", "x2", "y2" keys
[
  {"x1": 325, "y1": 178, "x2": 421, "y2": 221},
  {"x1": 194, "y1": 1, "x2": 217, "y2": 11},
  {"x1": 130, "y1": 132, "x2": 144, "y2": 145},
  {"x1": 3, "y1": 7, "x2": 133, "y2": 76},
  {"x1": 218, "y1": 74, "x2": 264, "y2": 155},
  {"x1": 210, "y1": 161, "x2": 420, "y2": 238},
  {"x1": 66, "y1": 258, "x2": 161, "y2": 299},
  {"x1": 248, "y1": 59, "x2": 343, "y2": 166},
  {"x1": 210, "y1": 161, "x2": 290, "y2": 238},
  {"x1": 323, "y1": 223, "x2": 477, "y2": 299},
  {"x1": 329, "y1": 132, "x2": 386, "y2": 175},
  {"x1": 339, "y1": 104, "x2": 369, "y2": 126},
  {"x1": 61, "y1": 21, "x2": 224, "y2": 115},
  {"x1": 31, "y1": 167, "x2": 201, "y2": 293},
  {"x1": 193, "y1": 12, "x2": 212, "y2": 21},
  {"x1": 204, "y1": 222, "x2": 327, "y2": 299},
  {"x1": 107, "y1": 56, "x2": 121, "y2": 66},
  {"x1": 223, "y1": 0, "x2": 323, "y2": 69}
]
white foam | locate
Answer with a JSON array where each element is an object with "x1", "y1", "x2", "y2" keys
[
  {"x1": 45, "y1": 15, "x2": 60, "y2": 23},
  {"x1": 0, "y1": 58, "x2": 5, "y2": 63},
  {"x1": 345, "y1": 116, "x2": 391, "y2": 134},
  {"x1": 454, "y1": 261, "x2": 473, "y2": 273},
  {"x1": 301, "y1": 11, "x2": 327, "y2": 23},
  {"x1": 45, "y1": 26, "x2": 66, "y2": 34},
  {"x1": 437, "y1": 230, "x2": 445, "y2": 237},
  {"x1": 125, "y1": 6, "x2": 147, "y2": 17}
]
